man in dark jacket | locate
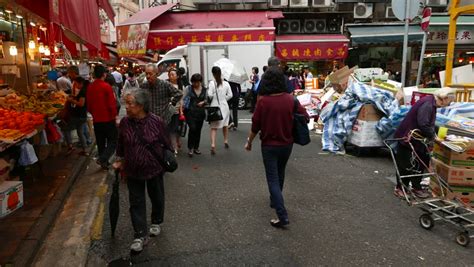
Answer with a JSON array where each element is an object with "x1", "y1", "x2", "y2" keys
[{"x1": 393, "y1": 88, "x2": 455, "y2": 199}]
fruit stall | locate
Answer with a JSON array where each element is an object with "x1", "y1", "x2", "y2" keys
[{"x1": 0, "y1": 88, "x2": 66, "y2": 218}]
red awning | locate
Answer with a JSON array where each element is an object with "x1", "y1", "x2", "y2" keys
[
  {"x1": 119, "y1": 3, "x2": 178, "y2": 26},
  {"x1": 275, "y1": 34, "x2": 349, "y2": 61},
  {"x1": 146, "y1": 11, "x2": 282, "y2": 50},
  {"x1": 97, "y1": 0, "x2": 116, "y2": 25}
]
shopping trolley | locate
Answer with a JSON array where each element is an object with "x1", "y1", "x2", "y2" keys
[{"x1": 384, "y1": 131, "x2": 474, "y2": 247}]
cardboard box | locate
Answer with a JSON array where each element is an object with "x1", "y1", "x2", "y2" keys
[
  {"x1": 348, "y1": 119, "x2": 384, "y2": 147},
  {"x1": 430, "y1": 178, "x2": 474, "y2": 208},
  {"x1": 0, "y1": 181, "x2": 23, "y2": 218},
  {"x1": 357, "y1": 104, "x2": 383, "y2": 121},
  {"x1": 432, "y1": 158, "x2": 474, "y2": 187},
  {"x1": 433, "y1": 141, "x2": 474, "y2": 168}
]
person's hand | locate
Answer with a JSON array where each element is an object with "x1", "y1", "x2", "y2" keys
[
  {"x1": 435, "y1": 137, "x2": 444, "y2": 144},
  {"x1": 112, "y1": 161, "x2": 123, "y2": 170},
  {"x1": 197, "y1": 101, "x2": 205, "y2": 107},
  {"x1": 245, "y1": 140, "x2": 252, "y2": 151}
]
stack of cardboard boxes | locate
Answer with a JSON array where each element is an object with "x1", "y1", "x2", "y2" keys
[
  {"x1": 432, "y1": 141, "x2": 474, "y2": 208},
  {"x1": 348, "y1": 104, "x2": 384, "y2": 147}
]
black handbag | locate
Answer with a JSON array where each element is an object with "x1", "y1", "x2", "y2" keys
[
  {"x1": 206, "y1": 81, "x2": 223, "y2": 122},
  {"x1": 132, "y1": 122, "x2": 178, "y2": 173},
  {"x1": 293, "y1": 98, "x2": 311, "y2": 146}
]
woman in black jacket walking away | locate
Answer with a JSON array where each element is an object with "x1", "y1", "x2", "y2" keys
[{"x1": 183, "y1": 74, "x2": 207, "y2": 157}]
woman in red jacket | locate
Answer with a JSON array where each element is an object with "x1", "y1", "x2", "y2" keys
[{"x1": 245, "y1": 67, "x2": 309, "y2": 228}]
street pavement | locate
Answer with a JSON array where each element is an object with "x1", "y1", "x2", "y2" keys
[{"x1": 80, "y1": 111, "x2": 472, "y2": 265}]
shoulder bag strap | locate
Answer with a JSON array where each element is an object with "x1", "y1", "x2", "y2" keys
[{"x1": 213, "y1": 81, "x2": 220, "y2": 105}]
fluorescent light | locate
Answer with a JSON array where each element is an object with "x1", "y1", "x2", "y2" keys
[
  {"x1": 28, "y1": 40, "x2": 36, "y2": 49},
  {"x1": 5, "y1": 10, "x2": 12, "y2": 14},
  {"x1": 30, "y1": 21, "x2": 36, "y2": 27},
  {"x1": 9, "y1": 45, "x2": 17, "y2": 56},
  {"x1": 16, "y1": 15, "x2": 23, "y2": 19}
]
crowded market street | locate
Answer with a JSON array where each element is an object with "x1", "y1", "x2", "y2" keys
[{"x1": 30, "y1": 111, "x2": 473, "y2": 266}]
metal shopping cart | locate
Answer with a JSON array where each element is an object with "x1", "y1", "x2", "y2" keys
[{"x1": 385, "y1": 131, "x2": 474, "y2": 247}]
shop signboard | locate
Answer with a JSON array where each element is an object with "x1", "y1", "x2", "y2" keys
[
  {"x1": 147, "y1": 30, "x2": 274, "y2": 51},
  {"x1": 117, "y1": 23, "x2": 150, "y2": 57},
  {"x1": 427, "y1": 28, "x2": 474, "y2": 45},
  {"x1": 275, "y1": 42, "x2": 348, "y2": 60}
]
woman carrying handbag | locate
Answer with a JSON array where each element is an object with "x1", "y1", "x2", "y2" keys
[{"x1": 207, "y1": 66, "x2": 233, "y2": 155}]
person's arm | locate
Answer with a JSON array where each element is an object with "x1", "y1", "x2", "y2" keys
[
  {"x1": 86, "y1": 87, "x2": 93, "y2": 114},
  {"x1": 416, "y1": 101, "x2": 436, "y2": 140},
  {"x1": 113, "y1": 119, "x2": 126, "y2": 170},
  {"x1": 166, "y1": 81, "x2": 183, "y2": 106},
  {"x1": 245, "y1": 99, "x2": 262, "y2": 151},
  {"x1": 296, "y1": 99, "x2": 310, "y2": 123},
  {"x1": 107, "y1": 85, "x2": 118, "y2": 118},
  {"x1": 207, "y1": 82, "x2": 215, "y2": 103},
  {"x1": 225, "y1": 82, "x2": 233, "y2": 101}
]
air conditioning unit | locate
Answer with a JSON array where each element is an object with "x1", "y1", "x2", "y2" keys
[
  {"x1": 279, "y1": 20, "x2": 301, "y2": 34},
  {"x1": 304, "y1": 19, "x2": 326, "y2": 33},
  {"x1": 425, "y1": 0, "x2": 448, "y2": 6},
  {"x1": 270, "y1": 0, "x2": 288, "y2": 7},
  {"x1": 354, "y1": 3, "x2": 373, "y2": 19},
  {"x1": 312, "y1": 0, "x2": 331, "y2": 7},
  {"x1": 385, "y1": 6, "x2": 395, "y2": 18},
  {"x1": 289, "y1": 0, "x2": 309, "y2": 8},
  {"x1": 327, "y1": 18, "x2": 340, "y2": 33}
]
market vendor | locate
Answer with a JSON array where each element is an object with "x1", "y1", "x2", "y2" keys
[{"x1": 393, "y1": 87, "x2": 455, "y2": 199}]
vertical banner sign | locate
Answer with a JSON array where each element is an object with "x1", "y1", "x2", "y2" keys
[{"x1": 117, "y1": 24, "x2": 150, "y2": 57}]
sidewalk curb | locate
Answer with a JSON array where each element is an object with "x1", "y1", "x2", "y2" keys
[{"x1": 10, "y1": 151, "x2": 92, "y2": 266}]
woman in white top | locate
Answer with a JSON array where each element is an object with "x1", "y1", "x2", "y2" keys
[{"x1": 208, "y1": 66, "x2": 233, "y2": 155}]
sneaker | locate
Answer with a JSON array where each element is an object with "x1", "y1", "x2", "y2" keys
[
  {"x1": 188, "y1": 150, "x2": 193, "y2": 158},
  {"x1": 393, "y1": 187, "x2": 405, "y2": 198},
  {"x1": 149, "y1": 224, "x2": 161, "y2": 237},
  {"x1": 130, "y1": 237, "x2": 148, "y2": 252},
  {"x1": 193, "y1": 149, "x2": 201, "y2": 155},
  {"x1": 412, "y1": 189, "x2": 430, "y2": 199}
]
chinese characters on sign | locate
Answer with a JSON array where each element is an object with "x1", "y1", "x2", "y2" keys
[
  {"x1": 117, "y1": 24, "x2": 150, "y2": 57},
  {"x1": 147, "y1": 30, "x2": 273, "y2": 50},
  {"x1": 275, "y1": 43, "x2": 348, "y2": 60},
  {"x1": 427, "y1": 29, "x2": 474, "y2": 45}
]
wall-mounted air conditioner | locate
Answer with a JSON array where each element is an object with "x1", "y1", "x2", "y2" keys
[
  {"x1": 354, "y1": 3, "x2": 373, "y2": 19},
  {"x1": 304, "y1": 19, "x2": 326, "y2": 33},
  {"x1": 289, "y1": 0, "x2": 309, "y2": 8},
  {"x1": 385, "y1": 6, "x2": 395, "y2": 18},
  {"x1": 269, "y1": 0, "x2": 288, "y2": 7},
  {"x1": 312, "y1": 0, "x2": 331, "y2": 7},
  {"x1": 425, "y1": 0, "x2": 448, "y2": 6},
  {"x1": 279, "y1": 20, "x2": 301, "y2": 34}
]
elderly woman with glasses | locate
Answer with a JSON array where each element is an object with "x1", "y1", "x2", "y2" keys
[{"x1": 113, "y1": 89, "x2": 172, "y2": 252}]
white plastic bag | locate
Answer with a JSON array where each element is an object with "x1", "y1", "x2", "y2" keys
[{"x1": 18, "y1": 141, "x2": 39, "y2": 166}]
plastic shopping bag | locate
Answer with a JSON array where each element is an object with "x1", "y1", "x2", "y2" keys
[{"x1": 18, "y1": 141, "x2": 39, "y2": 166}]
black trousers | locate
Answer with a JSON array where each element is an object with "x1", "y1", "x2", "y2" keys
[
  {"x1": 127, "y1": 174, "x2": 165, "y2": 238},
  {"x1": 187, "y1": 117, "x2": 204, "y2": 150},
  {"x1": 228, "y1": 96, "x2": 239, "y2": 128},
  {"x1": 395, "y1": 144, "x2": 430, "y2": 190},
  {"x1": 250, "y1": 91, "x2": 258, "y2": 112},
  {"x1": 93, "y1": 121, "x2": 118, "y2": 164}
]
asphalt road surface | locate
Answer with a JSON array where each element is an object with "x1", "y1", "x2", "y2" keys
[{"x1": 87, "y1": 111, "x2": 474, "y2": 266}]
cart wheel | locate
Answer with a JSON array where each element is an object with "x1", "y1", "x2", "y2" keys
[
  {"x1": 456, "y1": 232, "x2": 470, "y2": 247},
  {"x1": 419, "y1": 213, "x2": 434, "y2": 230}
]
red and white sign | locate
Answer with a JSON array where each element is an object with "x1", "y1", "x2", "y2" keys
[{"x1": 421, "y1": 7, "x2": 432, "y2": 32}]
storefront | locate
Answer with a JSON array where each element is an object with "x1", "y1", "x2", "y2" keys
[
  {"x1": 274, "y1": 34, "x2": 349, "y2": 86},
  {"x1": 346, "y1": 24, "x2": 424, "y2": 85},
  {"x1": 0, "y1": 0, "x2": 114, "y2": 263},
  {"x1": 117, "y1": 4, "x2": 282, "y2": 58}
]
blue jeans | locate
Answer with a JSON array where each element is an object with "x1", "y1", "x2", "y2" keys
[
  {"x1": 63, "y1": 117, "x2": 87, "y2": 148},
  {"x1": 261, "y1": 144, "x2": 293, "y2": 223}
]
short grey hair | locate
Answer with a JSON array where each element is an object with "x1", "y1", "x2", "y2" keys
[
  {"x1": 146, "y1": 63, "x2": 158, "y2": 73},
  {"x1": 124, "y1": 89, "x2": 151, "y2": 113},
  {"x1": 434, "y1": 87, "x2": 456, "y2": 99},
  {"x1": 267, "y1": 56, "x2": 280, "y2": 67}
]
